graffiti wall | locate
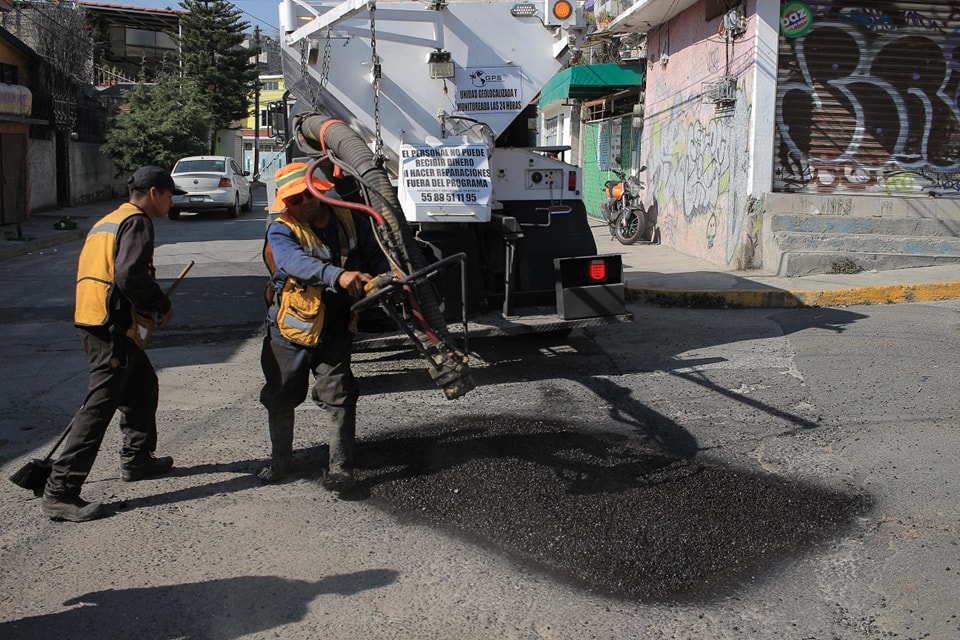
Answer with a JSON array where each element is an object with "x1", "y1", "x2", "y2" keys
[
  {"x1": 643, "y1": 0, "x2": 761, "y2": 267},
  {"x1": 776, "y1": 0, "x2": 960, "y2": 196}
]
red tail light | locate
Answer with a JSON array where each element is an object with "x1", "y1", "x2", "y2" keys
[
  {"x1": 567, "y1": 170, "x2": 577, "y2": 191},
  {"x1": 218, "y1": 177, "x2": 231, "y2": 188},
  {"x1": 588, "y1": 259, "x2": 607, "y2": 282}
]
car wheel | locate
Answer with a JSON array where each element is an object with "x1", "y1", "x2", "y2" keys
[
  {"x1": 227, "y1": 195, "x2": 239, "y2": 218},
  {"x1": 169, "y1": 208, "x2": 181, "y2": 220},
  {"x1": 241, "y1": 190, "x2": 253, "y2": 213}
]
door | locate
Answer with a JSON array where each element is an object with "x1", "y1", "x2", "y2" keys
[{"x1": 0, "y1": 133, "x2": 25, "y2": 226}]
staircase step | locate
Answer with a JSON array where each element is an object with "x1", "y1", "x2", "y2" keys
[
  {"x1": 771, "y1": 214, "x2": 960, "y2": 237},
  {"x1": 775, "y1": 232, "x2": 960, "y2": 256},
  {"x1": 778, "y1": 252, "x2": 960, "y2": 277}
]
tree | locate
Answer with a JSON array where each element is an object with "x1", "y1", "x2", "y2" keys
[
  {"x1": 101, "y1": 70, "x2": 212, "y2": 174},
  {"x1": 176, "y1": 0, "x2": 260, "y2": 152},
  {"x1": 3, "y1": 0, "x2": 94, "y2": 83}
]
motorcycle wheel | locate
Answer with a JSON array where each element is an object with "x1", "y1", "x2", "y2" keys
[{"x1": 615, "y1": 208, "x2": 645, "y2": 245}]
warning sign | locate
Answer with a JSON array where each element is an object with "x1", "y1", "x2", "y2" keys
[
  {"x1": 398, "y1": 143, "x2": 493, "y2": 222},
  {"x1": 454, "y1": 66, "x2": 523, "y2": 116}
]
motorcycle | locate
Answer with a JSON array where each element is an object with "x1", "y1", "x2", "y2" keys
[{"x1": 600, "y1": 162, "x2": 647, "y2": 245}]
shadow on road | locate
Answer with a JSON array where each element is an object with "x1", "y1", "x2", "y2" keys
[{"x1": 0, "y1": 570, "x2": 398, "y2": 639}]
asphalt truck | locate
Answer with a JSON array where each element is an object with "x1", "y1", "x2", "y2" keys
[{"x1": 273, "y1": 0, "x2": 632, "y2": 399}]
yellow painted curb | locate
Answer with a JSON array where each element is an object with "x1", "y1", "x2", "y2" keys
[
  {"x1": 627, "y1": 281, "x2": 960, "y2": 308},
  {"x1": 794, "y1": 281, "x2": 960, "y2": 306}
]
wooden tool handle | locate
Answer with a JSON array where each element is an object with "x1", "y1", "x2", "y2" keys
[{"x1": 165, "y1": 260, "x2": 195, "y2": 297}]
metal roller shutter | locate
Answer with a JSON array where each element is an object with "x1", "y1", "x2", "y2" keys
[{"x1": 774, "y1": 1, "x2": 960, "y2": 197}]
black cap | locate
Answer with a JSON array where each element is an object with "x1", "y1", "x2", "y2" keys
[{"x1": 128, "y1": 166, "x2": 187, "y2": 195}]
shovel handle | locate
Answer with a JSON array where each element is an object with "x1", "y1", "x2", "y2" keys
[{"x1": 165, "y1": 260, "x2": 194, "y2": 297}]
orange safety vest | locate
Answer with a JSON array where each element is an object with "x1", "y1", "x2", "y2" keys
[{"x1": 262, "y1": 207, "x2": 359, "y2": 346}]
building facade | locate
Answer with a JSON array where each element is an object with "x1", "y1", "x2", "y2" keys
[
  {"x1": 601, "y1": 0, "x2": 960, "y2": 272},
  {"x1": 240, "y1": 74, "x2": 288, "y2": 181}
]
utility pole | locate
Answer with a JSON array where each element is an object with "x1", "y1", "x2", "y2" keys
[{"x1": 253, "y1": 25, "x2": 261, "y2": 180}]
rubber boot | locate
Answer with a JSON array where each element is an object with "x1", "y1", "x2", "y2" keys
[
  {"x1": 322, "y1": 405, "x2": 356, "y2": 493},
  {"x1": 258, "y1": 408, "x2": 294, "y2": 484}
]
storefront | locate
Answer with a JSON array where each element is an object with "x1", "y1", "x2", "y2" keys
[
  {"x1": 538, "y1": 63, "x2": 644, "y2": 218},
  {"x1": 0, "y1": 82, "x2": 31, "y2": 225}
]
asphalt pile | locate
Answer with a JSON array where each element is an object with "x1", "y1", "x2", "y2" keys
[{"x1": 357, "y1": 416, "x2": 872, "y2": 602}]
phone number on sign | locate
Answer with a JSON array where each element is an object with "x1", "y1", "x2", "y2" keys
[{"x1": 421, "y1": 192, "x2": 478, "y2": 203}]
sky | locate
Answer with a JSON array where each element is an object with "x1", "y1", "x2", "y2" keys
[{"x1": 123, "y1": 0, "x2": 284, "y2": 35}]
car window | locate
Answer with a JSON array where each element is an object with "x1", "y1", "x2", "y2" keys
[
  {"x1": 231, "y1": 161, "x2": 245, "y2": 176},
  {"x1": 175, "y1": 159, "x2": 226, "y2": 173}
]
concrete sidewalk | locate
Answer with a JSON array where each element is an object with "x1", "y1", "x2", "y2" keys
[
  {"x1": 4, "y1": 201, "x2": 960, "y2": 307},
  {"x1": 588, "y1": 222, "x2": 960, "y2": 307}
]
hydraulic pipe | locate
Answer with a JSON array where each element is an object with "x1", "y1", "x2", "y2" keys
[{"x1": 294, "y1": 114, "x2": 475, "y2": 400}]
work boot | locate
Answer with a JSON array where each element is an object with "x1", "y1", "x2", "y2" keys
[
  {"x1": 257, "y1": 454, "x2": 292, "y2": 484},
  {"x1": 321, "y1": 406, "x2": 356, "y2": 493},
  {"x1": 259, "y1": 408, "x2": 295, "y2": 484},
  {"x1": 121, "y1": 453, "x2": 174, "y2": 482},
  {"x1": 41, "y1": 492, "x2": 105, "y2": 522}
]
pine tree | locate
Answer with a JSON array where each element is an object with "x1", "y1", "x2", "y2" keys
[
  {"x1": 176, "y1": 0, "x2": 259, "y2": 151},
  {"x1": 101, "y1": 70, "x2": 212, "y2": 174}
]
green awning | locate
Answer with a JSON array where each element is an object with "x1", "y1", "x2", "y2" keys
[{"x1": 538, "y1": 63, "x2": 644, "y2": 109}]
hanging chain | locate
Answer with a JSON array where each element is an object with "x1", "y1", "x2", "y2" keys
[
  {"x1": 254, "y1": 136, "x2": 296, "y2": 182},
  {"x1": 369, "y1": 1, "x2": 384, "y2": 163},
  {"x1": 300, "y1": 39, "x2": 320, "y2": 111},
  {"x1": 319, "y1": 26, "x2": 332, "y2": 91}
]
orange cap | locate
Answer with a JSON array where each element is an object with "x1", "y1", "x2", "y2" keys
[{"x1": 270, "y1": 162, "x2": 335, "y2": 212}]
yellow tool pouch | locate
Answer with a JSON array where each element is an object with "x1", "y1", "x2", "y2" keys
[
  {"x1": 275, "y1": 278, "x2": 324, "y2": 347},
  {"x1": 126, "y1": 308, "x2": 156, "y2": 349}
]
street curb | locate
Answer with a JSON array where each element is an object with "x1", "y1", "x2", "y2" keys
[
  {"x1": 0, "y1": 229, "x2": 85, "y2": 261},
  {"x1": 626, "y1": 280, "x2": 960, "y2": 308}
]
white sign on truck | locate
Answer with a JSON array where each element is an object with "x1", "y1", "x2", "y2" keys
[
  {"x1": 454, "y1": 66, "x2": 524, "y2": 116},
  {"x1": 398, "y1": 143, "x2": 493, "y2": 222}
]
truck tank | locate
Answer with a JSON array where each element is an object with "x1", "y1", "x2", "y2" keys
[{"x1": 276, "y1": 0, "x2": 631, "y2": 352}]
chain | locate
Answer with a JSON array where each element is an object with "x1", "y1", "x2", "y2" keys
[
  {"x1": 319, "y1": 26, "x2": 332, "y2": 90},
  {"x1": 299, "y1": 39, "x2": 319, "y2": 110},
  {"x1": 369, "y1": 1, "x2": 384, "y2": 163},
  {"x1": 253, "y1": 136, "x2": 296, "y2": 182}
]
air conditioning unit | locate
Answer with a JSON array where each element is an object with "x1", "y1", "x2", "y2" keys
[{"x1": 703, "y1": 76, "x2": 737, "y2": 104}]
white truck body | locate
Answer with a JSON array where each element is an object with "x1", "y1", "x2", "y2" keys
[
  {"x1": 278, "y1": 0, "x2": 587, "y2": 223},
  {"x1": 276, "y1": 0, "x2": 630, "y2": 345}
]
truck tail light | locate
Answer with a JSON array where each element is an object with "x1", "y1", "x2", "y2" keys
[
  {"x1": 552, "y1": 0, "x2": 572, "y2": 21},
  {"x1": 555, "y1": 255, "x2": 621, "y2": 287},
  {"x1": 567, "y1": 169, "x2": 577, "y2": 191},
  {"x1": 588, "y1": 259, "x2": 607, "y2": 282}
]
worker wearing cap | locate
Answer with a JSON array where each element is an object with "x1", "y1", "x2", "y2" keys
[
  {"x1": 259, "y1": 162, "x2": 389, "y2": 492},
  {"x1": 41, "y1": 166, "x2": 187, "y2": 522}
]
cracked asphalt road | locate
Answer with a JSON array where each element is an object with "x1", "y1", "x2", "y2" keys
[{"x1": 1, "y1": 207, "x2": 958, "y2": 639}]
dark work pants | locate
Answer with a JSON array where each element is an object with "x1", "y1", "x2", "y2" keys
[
  {"x1": 259, "y1": 322, "x2": 359, "y2": 452},
  {"x1": 46, "y1": 326, "x2": 159, "y2": 497}
]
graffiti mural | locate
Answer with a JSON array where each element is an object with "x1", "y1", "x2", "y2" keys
[
  {"x1": 647, "y1": 83, "x2": 754, "y2": 264},
  {"x1": 776, "y1": 1, "x2": 960, "y2": 196}
]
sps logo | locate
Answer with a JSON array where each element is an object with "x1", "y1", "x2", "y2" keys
[{"x1": 470, "y1": 70, "x2": 503, "y2": 87}]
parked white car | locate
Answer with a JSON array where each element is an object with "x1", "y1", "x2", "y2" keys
[{"x1": 170, "y1": 155, "x2": 253, "y2": 220}]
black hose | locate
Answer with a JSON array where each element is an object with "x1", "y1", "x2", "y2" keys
[
  {"x1": 293, "y1": 114, "x2": 474, "y2": 400},
  {"x1": 296, "y1": 115, "x2": 449, "y2": 338}
]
